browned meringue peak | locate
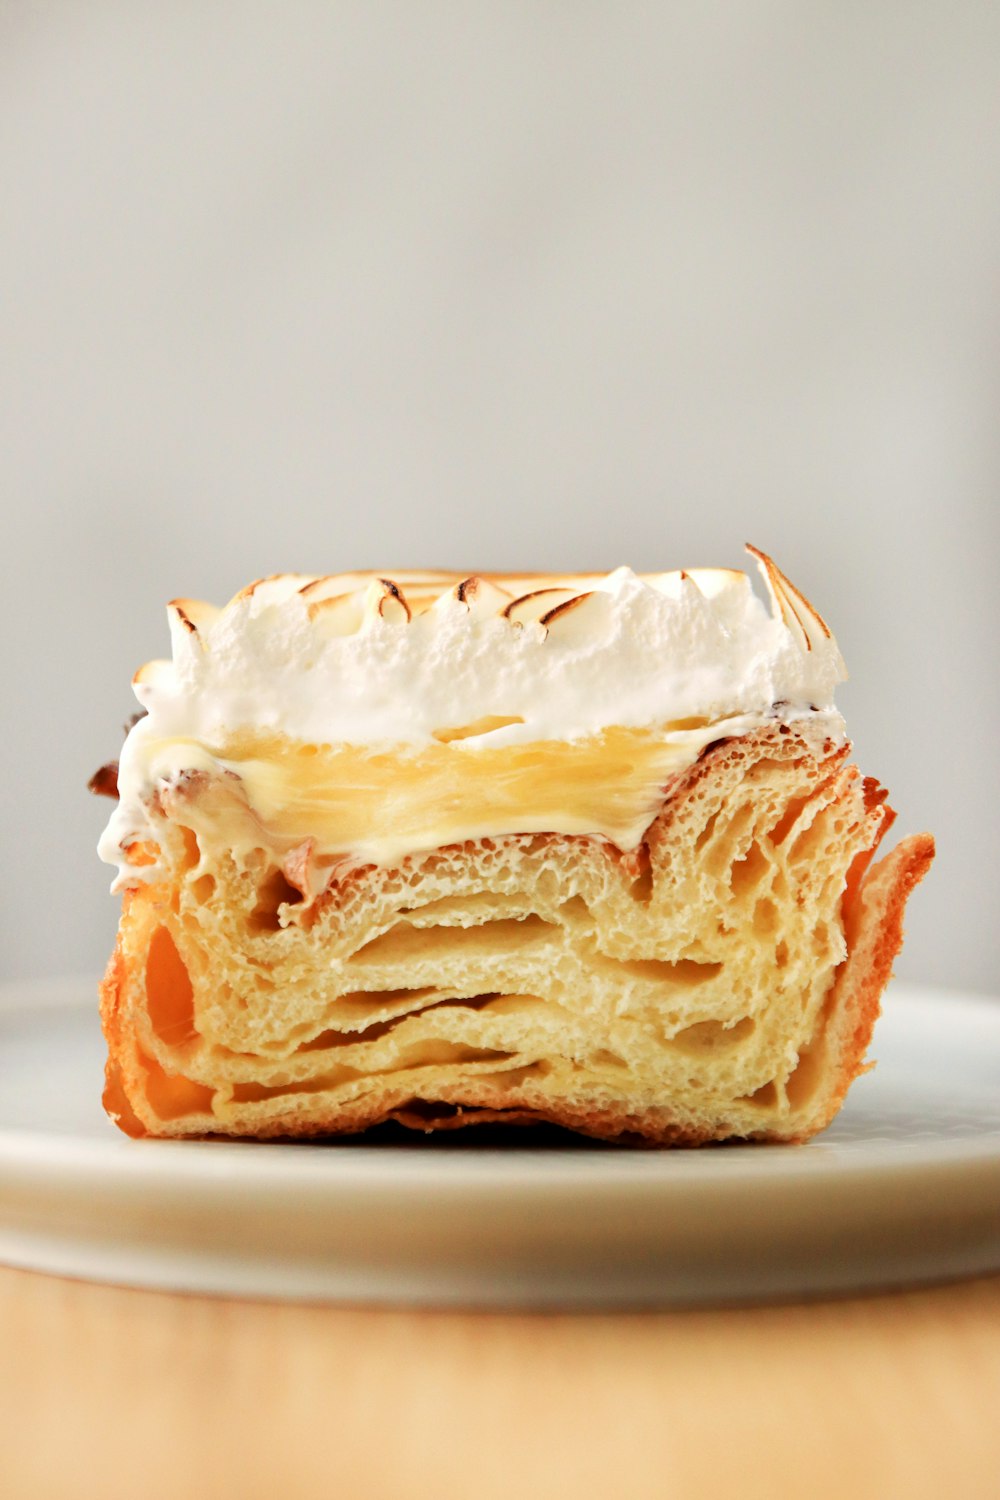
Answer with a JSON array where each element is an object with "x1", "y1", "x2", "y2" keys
[
  {"x1": 156, "y1": 548, "x2": 818, "y2": 648},
  {"x1": 745, "y1": 546, "x2": 833, "y2": 656}
]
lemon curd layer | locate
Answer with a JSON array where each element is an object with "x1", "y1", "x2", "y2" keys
[{"x1": 121, "y1": 718, "x2": 778, "y2": 881}]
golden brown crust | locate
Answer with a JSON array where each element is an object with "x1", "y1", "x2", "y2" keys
[
  {"x1": 99, "y1": 907, "x2": 147, "y2": 1138},
  {"x1": 805, "y1": 830, "x2": 936, "y2": 1139},
  {"x1": 98, "y1": 726, "x2": 934, "y2": 1146}
]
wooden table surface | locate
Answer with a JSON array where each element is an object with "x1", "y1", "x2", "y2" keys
[{"x1": 2, "y1": 1266, "x2": 999, "y2": 1500}]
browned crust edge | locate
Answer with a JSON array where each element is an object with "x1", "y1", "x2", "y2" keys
[
  {"x1": 801, "y1": 829, "x2": 937, "y2": 1140},
  {"x1": 98, "y1": 743, "x2": 936, "y2": 1147},
  {"x1": 99, "y1": 912, "x2": 148, "y2": 1139}
]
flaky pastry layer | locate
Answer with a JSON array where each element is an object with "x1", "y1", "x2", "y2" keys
[{"x1": 99, "y1": 726, "x2": 933, "y2": 1144}]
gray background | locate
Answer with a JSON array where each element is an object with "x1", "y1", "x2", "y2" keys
[{"x1": 1, "y1": 3, "x2": 997, "y2": 992}]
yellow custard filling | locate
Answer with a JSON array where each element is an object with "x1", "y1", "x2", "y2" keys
[{"x1": 139, "y1": 718, "x2": 744, "y2": 873}]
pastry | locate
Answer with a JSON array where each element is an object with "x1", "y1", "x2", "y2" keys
[{"x1": 94, "y1": 548, "x2": 934, "y2": 1143}]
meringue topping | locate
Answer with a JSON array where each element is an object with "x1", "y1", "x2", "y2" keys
[{"x1": 99, "y1": 549, "x2": 847, "y2": 889}]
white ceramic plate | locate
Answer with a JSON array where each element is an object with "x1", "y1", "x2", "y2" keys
[{"x1": 1, "y1": 978, "x2": 998, "y2": 1307}]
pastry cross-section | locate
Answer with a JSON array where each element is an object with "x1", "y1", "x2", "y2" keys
[{"x1": 96, "y1": 552, "x2": 933, "y2": 1143}]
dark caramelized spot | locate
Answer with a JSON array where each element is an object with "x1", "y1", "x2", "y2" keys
[
  {"x1": 88, "y1": 711, "x2": 146, "y2": 799},
  {"x1": 88, "y1": 762, "x2": 120, "y2": 799}
]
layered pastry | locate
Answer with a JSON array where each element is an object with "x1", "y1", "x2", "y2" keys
[{"x1": 94, "y1": 548, "x2": 933, "y2": 1144}]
